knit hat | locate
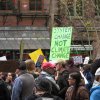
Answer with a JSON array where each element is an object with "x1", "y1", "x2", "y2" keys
[
  {"x1": 95, "y1": 67, "x2": 100, "y2": 75},
  {"x1": 42, "y1": 62, "x2": 55, "y2": 70},
  {"x1": 35, "y1": 78, "x2": 52, "y2": 92}
]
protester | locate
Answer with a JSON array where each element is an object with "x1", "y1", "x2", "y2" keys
[
  {"x1": 0, "y1": 73, "x2": 11, "y2": 100},
  {"x1": 5, "y1": 72, "x2": 13, "y2": 95},
  {"x1": 26, "y1": 78, "x2": 63, "y2": 100},
  {"x1": 55, "y1": 59, "x2": 69, "y2": 99},
  {"x1": 65, "y1": 72, "x2": 89, "y2": 100},
  {"x1": 11, "y1": 61, "x2": 35, "y2": 100},
  {"x1": 36, "y1": 62, "x2": 60, "y2": 96},
  {"x1": 90, "y1": 67, "x2": 100, "y2": 100}
]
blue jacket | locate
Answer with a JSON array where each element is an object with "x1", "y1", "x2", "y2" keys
[
  {"x1": 83, "y1": 70, "x2": 93, "y2": 90},
  {"x1": 90, "y1": 86, "x2": 100, "y2": 100},
  {"x1": 11, "y1": 77, "x2": 22, "y2": 100},
  {"x1": 11, "y1": 71, "x2": 35, "y2": 100}
]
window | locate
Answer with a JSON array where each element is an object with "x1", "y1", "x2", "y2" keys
[
  {"x1": 95, "y1": 0, "x2": 100, "y2": 16},
  {"x1": 0, "y1": 0, "x2": 14, "y2": 10},
  {"x1": 67, "y1": 0, "x2": 83, "y2": 16},
  {"x1": 29, "y1": 0, "x2": 42, "y2": 11}
]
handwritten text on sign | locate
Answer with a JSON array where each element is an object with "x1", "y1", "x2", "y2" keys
[{"x1": 49, "y1": 27, "x2": 72, "y2": 61}]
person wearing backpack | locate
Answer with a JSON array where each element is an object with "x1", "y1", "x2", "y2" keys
[{"x1": 26, "y1": 78, "x2": 63, "y2": 100}]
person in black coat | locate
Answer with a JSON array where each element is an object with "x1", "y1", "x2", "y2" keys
[
  {"x1": 0, "y1": 78, "x2": 11, "y2": 100},
  {"x1": 26, "y1": 78, "x2": 63, "y2": 100},
  {"x1": 55, "y1": 60, "x2": 69, "y2": 99}
]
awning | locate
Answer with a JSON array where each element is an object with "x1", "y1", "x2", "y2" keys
[
  {"x1": 0, "y1": 26, "x2": 93, "y2": 50},
  {"x1": 71, "y1": 45, "x2": 93, "y2": 51},
  {"x1": 0, "y1": 27, "x2": 50, "y2": 50}
]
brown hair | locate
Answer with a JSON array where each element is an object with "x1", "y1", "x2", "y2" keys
[{"x1": 25, "y1": 59, "x2": 35, "y2": 71}]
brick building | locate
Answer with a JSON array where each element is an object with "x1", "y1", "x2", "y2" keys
[{"x1": 0, "y1": 0, "x2": 99, "y2": 60}]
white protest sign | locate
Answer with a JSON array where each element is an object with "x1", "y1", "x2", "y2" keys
[
  {"x1": 83, "y1": 57, "x2": 89, "y2": 64},
  {"x1": 0, "y1": 56, "x2": 7, "y2": 61},
  {"x1": 72, "y1": 55, "x2": 83, "y2": 64}
]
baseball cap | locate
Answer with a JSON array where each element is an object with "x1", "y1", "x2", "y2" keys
[
  {"x1": 42, "y1": 62, "x2": 55, "y2": 70},
  {"x1": 95, "y1": 67, "x2": 100, "y2": 75}
]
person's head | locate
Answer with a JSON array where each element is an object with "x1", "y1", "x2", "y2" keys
[
  {"x1": 91, "y1": 59, "x2": 100, "y2": 75},
  {"x1": 15, "y1": 61, "x2": 27, "y2": 75},
  {"x1": 0, "y1": 72, "x2": 3, "y2": 79},
  {"x1": 42, "y1": 62, "x2": 55, "y2": 75},
  {"x1": 68, "y1": 72, "x2": 82, "y2": 86},
  {"x1": 95, "y1": 67, "x2": 100, "y2": 82},
  {"x1": 55, "y1": 59, "x2": 66, "y2": 71},
  {"x1": 35, "y1": 78, "x2": 52, "y2": 94},
  {"x1": 6, "y1": 72, "x2": 13, "y2": 82},
  {"x1": 83, "y1": 64, "x2": 91, "y2": 72},
  {"x1": 66, "y1": 58, "x2": 74, "y2": 68},
  {"x1": 0, "y1": 72, "x2": 6, "y2": 80},
  {"x1": 25, "y1": 59, "x2": 35, "y2": 71}
]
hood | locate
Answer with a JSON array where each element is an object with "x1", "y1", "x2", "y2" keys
[
  {"x1": 92, "y1": 80, "x2": 100, "y2": 88},
  {"x1": 90, "y1": 86, "x2": 100, "y2": 94},
  {"x1": 40, "y1": 71, "x2": 60, "y2": 90}
]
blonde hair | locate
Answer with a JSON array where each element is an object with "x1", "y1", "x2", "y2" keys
[
  {"x1": 56, "y1": 59, "x2": 66, "y2": 68},
  {"x1": 25, "y1": 59, "x2": 35, "y2": 71}
]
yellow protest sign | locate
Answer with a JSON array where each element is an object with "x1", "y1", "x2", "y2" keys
[{"x1": 29, "y1": 49, "x2": 47, "y2": 64}]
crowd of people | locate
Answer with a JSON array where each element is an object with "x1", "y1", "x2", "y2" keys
[{"x1": 0, "y1": 58, "x2": 100, "y2": 100}]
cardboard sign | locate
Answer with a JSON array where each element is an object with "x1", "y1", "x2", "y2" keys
[
  {"x1": 72, "y1": 55, "x2": 83, "y2": 64},
  {"x1": 29, "y1": 49, "x2": 47, "y2": 64},
  {"x1": 49, "y1": 27, "x2": 72, "y2": 61},
  {"x1": 83, "y1": 57, "x2": 89, "y2": 64}
]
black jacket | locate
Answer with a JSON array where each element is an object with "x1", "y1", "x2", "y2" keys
[
  {"x1": 0, "y1": 79, "x2": 11, "y2": 100},
  {"x1": 57, "y1": 70, "x2": 69, "y2": 99}
]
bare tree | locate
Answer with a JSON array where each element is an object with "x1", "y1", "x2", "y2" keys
[{"x1": 57, "y1": 0, "x2": 100, "y2": 60}]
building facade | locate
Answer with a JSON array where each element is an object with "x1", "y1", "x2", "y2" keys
[{"x1": 0, "y1": 0, "x2": 99, "y2": 60}]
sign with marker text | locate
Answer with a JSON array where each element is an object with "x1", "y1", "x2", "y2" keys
[{"x1": 49, "y1": 27, "x2": 72, "y2": 61}]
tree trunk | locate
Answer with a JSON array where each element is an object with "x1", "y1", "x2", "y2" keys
[
  {"x1": 92, "y1": 33, "x2": 100, "y2": 60},
  {"x1": 48, "y1": 0, "x2": 55, "y2": 39}
]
